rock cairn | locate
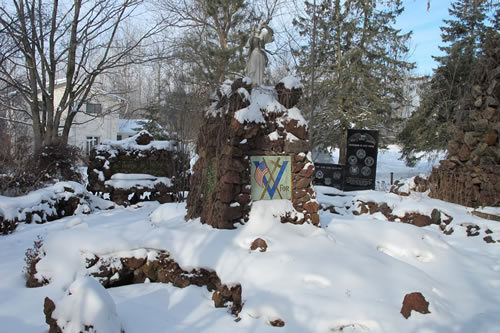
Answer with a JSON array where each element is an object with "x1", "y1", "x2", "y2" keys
[
  {"x1": 87, "y1": 131, "x2": 185, "y2": 205},
  {"x1": 429, "y1": 35, "x2": 499, "y2": 208},
  {"x1": 186, "y1": 77, "x2": 319, "y2": 229}
]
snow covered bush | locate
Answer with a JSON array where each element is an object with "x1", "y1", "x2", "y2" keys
[
  {"x1": 23, "y1": 237, "x2": 48, "y2": 287},
  {"x1": 43, "y1": 277, "x2": 124, "y2": 333},
  {"x1": 0, "y1": 143, "x2": 84, "y2": 197}
]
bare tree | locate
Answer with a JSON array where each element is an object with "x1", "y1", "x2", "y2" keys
[{"x1": 0, "y1": 0, "x2": 162, "y2": 150}]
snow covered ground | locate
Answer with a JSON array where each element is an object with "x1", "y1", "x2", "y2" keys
[{"x1": 0, "y1": 146, "x2": 499, "y2": 333}]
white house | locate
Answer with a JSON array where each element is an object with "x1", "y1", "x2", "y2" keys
[{"x1": 50, "y1": 82, "x2": 128, "y2": 155}]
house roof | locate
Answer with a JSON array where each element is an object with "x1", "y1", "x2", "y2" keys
[{"x1": 118, "y1": 119, "x2": 146, "y2": 134}]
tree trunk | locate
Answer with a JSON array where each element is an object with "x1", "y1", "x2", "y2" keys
[{"x1": 338, "y1": 129, "x2": 347, "y2": 165}]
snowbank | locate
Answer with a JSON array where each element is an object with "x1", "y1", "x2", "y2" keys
[{"x1": 48, "y1": 277, "x2": 123, "y2": 333}]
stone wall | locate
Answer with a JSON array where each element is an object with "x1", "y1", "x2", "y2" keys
[
  {"x1": 429, "y1": 35, "x2": 499, "y2": 207},
  {"x1": 87, "y1": 131, "x2": 185, "y2": 205},
  {"x1": 186, "y1": 77, "x2": 319, "y2": 229}
]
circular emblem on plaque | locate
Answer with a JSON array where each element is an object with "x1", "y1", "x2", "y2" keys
[
  {"x1": 324, "y1": 177, "x2": 332, "y2": 185},
  {"x1": 356, "y1": 149, "x2": 366, "y2": 160},
  {"x1": 365, "y1": 156, "x2": 375, "y2": 167},
  {"x1": 333, "y1": 171, "x2": 341, "y2": 180},
  {"x1": 315, "y1": 170, "x2": 324, "y2": 179},
  {"x1": 349, "y1": 165, "x2": 359, "y2": 175},
  {"x1": 361, "y1": 166, "x2": 371, "y2": 176},
  {"x1": 348, "y1": 155, "x2": 358, "y2": 165}
]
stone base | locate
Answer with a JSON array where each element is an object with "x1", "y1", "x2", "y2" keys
[
  {"x1": 186, "y1": 78, "x2": 319, "y2": 229},
  {"x1": 429, "y1": 165, "x2": 499, "y2": 207}
]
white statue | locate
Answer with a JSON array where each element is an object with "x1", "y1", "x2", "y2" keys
[{"x1": 246, "y1": 24, "x2": 274, "y2": 86}]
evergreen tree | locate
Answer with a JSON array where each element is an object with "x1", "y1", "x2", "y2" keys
[
  {"x1": 294, "y1": 0, "x2": 414, "y2": 162},
  {"x1": 399, "y1": 0, "x2": 498, "y2": 165},
  {"x1": 158, "y1": 0, "x2": 256, "y2": 91}
]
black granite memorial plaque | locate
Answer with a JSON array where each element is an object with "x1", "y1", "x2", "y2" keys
[
  {"x1": 313, "y1": 163, "x2": 344, "y2": 190},
  {"x1": 343, "y1": 129, "x2": 378, "y2": 191}
]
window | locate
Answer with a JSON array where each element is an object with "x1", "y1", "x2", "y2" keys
[
  {"x1": 116, "y1": 135, "x2": 122, "y2": 141},
  {"x1": 86, "y1": 136, "x2": 100, "y2": 155},
  {"x1": 85, "y1": 102, "x2": 102, "y2": 114}
]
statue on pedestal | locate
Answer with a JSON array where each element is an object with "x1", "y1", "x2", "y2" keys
[{"x1": 245, "y1": 24, "x2": 274, "y2": 86}]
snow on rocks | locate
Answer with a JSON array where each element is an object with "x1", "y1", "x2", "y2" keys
[
  {"x1": 186, "y1": 77, "x2": 318, "y2": 229},
  {"x1": 44, "y1": 276, "x2": 124, "y2": 333},
  {"x1": 87, "y1": 131, "x2": 184, "y2": 206},
  {"x1": 0, "y1": 182, "x2": 111, "y2": 235},
  {"x1": 1, "y1": 144, "x2": 500, "y2": 332}
]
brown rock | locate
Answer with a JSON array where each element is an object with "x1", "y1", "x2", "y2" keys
[
  {"x1": 464, "y1": 132, "x2": 479, "y2": 147},
  {"x1": 472, "y1": 84, "x2": 482, "y2": 97},
  {"x1": 487, "y1": 79, "x2": 497, "y2": 95},
  {"x1": 44, "y1": 297, "x2": 62, "y2": 333},
  {"x1": 293, "y1": 189, "x2": 307, "y2": 200},
  {"x1": 430, "y1": 209, "x2": 441, "y2": 225},
  {"x1": 135, "y1": 131, "x2": 153, "y2": 145},
  {"x1": 221, "y1": 171, "x2": 241, "y2": 184},
  {"x1": 484, "y1": 107, "x2": 497, "y2": 120},
  {"x1": 250, "y1": 238, "x2": 268, "y2": 252},
  {"x1": 401, "y1": 213, "x2": 432, "y2": 227},
  {"x1": 378, "y1": 203, "x2": 393, "y2": 217},
  {"x1": 303, "y1": 201, "x2": 319, "y2": 214},
  {"x1": 458, "y1": 145, "x2": 471, "y2": 162},
  {"x1": 222, "y1": 206, "x2": 243, "y2": 221},
  {"x1": 448, "y1": 141, "x2": 460, "y2": 155},
  {"x1": 219, "y1": 183, "x2": 234, "y2": 203},
  {"x1": 295, "y1": 177, "x2": 311, "y2": 190},
  {"x1": 230, "y1": 118, "x2": 245, "y2": 136},
  {"x1": 236, "y1": 193, "x2": 251, "y2": 205},
  {"x1": 400, "y1": 292, "x2": 431, "y2": 319},
  {"x1": 298, "y1": 164, "x2": 314, "y2": 178},
  {"x1": 466, "y1": 225, "x2": 480, "y2": 237},
  {"x1": 121, "y1": 257, "x2": 146, "y2": 270},
  {"x1": 294, "y1": 153, "x2": 307, "y2": 163},
  {"x1": 474, "y1": 96, "x2": 483, "y2": 108},
  {"x1": 473, "y1": 119, "x2": 489, "y2": 132},
  {"x1": 269, "y1": 319, "x2": 285, "y2": 327},
  {"x1": 284, "y1": 140, "x2": 309, "y2": 154},
  {"x1": 444, "y1": 227, "x2": 454, "y2": 235},
  {"x1": 483, "y1": 131, "x2": 498, "y2": 146},
  {"x1": 311, "y1": 213, "x2": 320, "y2": 225},
  {"x1": 486, "y1": 95, "x2": 499, "y2": 107},
  {"x1": 285, "y1": 119, "x2": 308, "y2": 140},
  {"x1": 293, "y1": 160, "x2": 306, "y2": 173},
  {"x1": 483, "y1": 236, "x2": 496, "y2": 244}
]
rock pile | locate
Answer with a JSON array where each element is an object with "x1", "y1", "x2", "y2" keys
[
  {"x1": 0, "y1": 183, "x2": 96, "y2": 235},
  {"x1": 186, "y1": 77, "x2": 319, "y2": 229},
  {"x1": 87, "y1": 131, "x2": 185, "y2": 205},
  {"x1": 30, "y1": 248, "x2": 243, "y2": 316},
  {"x1": 429, "y1": 35, "x2": 499, "y2": 207},
  {"x1": 354, "y1": 201, "x2": 453, "y2": 233}
]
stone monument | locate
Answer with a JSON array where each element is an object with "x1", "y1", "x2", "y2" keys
[{"x1": 186, "y1": 76, "x2": 319, "y2": 229}]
